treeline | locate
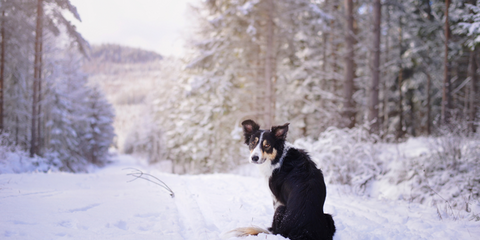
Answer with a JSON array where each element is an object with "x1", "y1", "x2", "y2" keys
[
  {"x1": 0, "y1": 0, "x2": 114, "y2": 172},
  {"x1": 83, "y1": 44, "x2": 164, "y2": 75},
  {"x1": 89, "y1": 44, "x2": 163, "y2": 64},
  {"x1": 144, "y1": 0, "x2": 480, "y2": 172}
]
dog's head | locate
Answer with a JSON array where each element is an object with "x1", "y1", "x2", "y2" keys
[{"x1": 241, "y1": 119, "x2": 289, "y2": 164}]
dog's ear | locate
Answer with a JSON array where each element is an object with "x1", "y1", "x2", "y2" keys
[
  {"x1": 271, "y1": 123, "x2": 289, "y2": 140},
  {"x1": 241, "y1": 119, "x2": 260, "y2": 144}
]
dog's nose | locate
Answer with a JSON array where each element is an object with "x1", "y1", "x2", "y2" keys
[{"x1": 251, "y1": 156, "x2": 259, "y2": 162}]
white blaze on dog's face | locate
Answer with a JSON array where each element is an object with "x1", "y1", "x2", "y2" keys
[{"x1": 249, "y1": 132, "x2": 263, "y2": 164}]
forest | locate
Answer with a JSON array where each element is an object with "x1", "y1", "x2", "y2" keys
[
  {"x1": 133, "y1": 0, "x2": 480, "y2": 173},
  {"x1": 0, "y1": 0, "x2": 114, "y2": 172},
  {"x1": 0, "y1": 1, "x2": 479, "y2": 172}
]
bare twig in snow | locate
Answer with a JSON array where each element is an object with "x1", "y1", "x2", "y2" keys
[{"x1": 123, "y1": 168, "x2": 175, "y2": 198}]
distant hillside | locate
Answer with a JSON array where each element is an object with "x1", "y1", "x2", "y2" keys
[
  {"x1": 83, "y1": 44, "x2": 163, "y2": 75},
  {"x1": 89, "y1": 44, "x2": 163, "y2": 64}
]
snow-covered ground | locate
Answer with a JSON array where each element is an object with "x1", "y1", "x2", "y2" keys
[{"x1": 1, "y1": 154, "x2": 479, "y2": 240}]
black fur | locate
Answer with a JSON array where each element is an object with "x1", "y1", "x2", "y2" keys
[
  {"x1": 241, "y1": 120, "x2": 336, "y2": 240},
  {"x1": 268, "y1": 148, "x2": 335, "y2": 240},
  {"x1": 242, "y1": 119, "x2": 260, "y2": 145}
]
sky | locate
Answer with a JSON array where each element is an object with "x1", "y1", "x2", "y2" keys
[{"x1": 68, "y1": 0, "x2": 198, "y2": 57}]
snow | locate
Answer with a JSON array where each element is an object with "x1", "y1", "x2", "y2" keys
[{"x1": 1, "y1": 154, "x2": 479, "y2": 239}]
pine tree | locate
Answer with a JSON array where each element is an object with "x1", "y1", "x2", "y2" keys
[
  {"x1": 43, "y1": 47, "x2": 114, "y2": 172},
  {"x1": 83, "y1": 86, "x2": 115, "y2": 166}
]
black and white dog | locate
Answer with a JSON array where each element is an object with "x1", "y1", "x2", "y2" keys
[{"x1": 227, "y1": 119, "x2": 335, "y2": 240}]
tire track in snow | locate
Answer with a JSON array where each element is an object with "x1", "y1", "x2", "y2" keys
[
  {"x1": 0, "y1": 190, "x2": 63, "y2": 199},
  {"x1": 173, "y1": 177, "x2": 221, "y2": 240}
]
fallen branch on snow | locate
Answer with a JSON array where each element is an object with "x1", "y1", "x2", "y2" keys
[{"x1": 123, "y1": 168, "x2": 175, "y2": 198}]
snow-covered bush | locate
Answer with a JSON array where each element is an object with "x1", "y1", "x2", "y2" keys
[
  {"x1": 0, "y1": 132, "x2": 60, "y2": 173},
  {"x1": 293, "y1": 123, "x2": 480, "y2": 220},
  {"x1": 407, "y1": 131, "x2": 480, "y2": 220},
  {"x1": 0, "y1": 132, "x2": 19, "y2": 154},
  {"x1": 294, "y1": 125, "x2": 383, "y2": 189}
]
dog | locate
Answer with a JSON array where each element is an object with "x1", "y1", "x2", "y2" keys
[{"x1": 226, "y1": 119, "x2": 335, "y2": 240}]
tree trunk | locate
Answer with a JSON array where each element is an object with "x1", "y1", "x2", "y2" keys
[
  {"x1": 38, "y1": 27, "x2": 44, "y2": 155},
  {"x1": 468, "y1": 48, "x2": 477, "y2": 133},
  {"x1": 264, "y1": 0, "x2": 275, "y2": 127},
  {"x1": 31, "y1": 0, "x2": 43, "y2": 157},
  {"x1": 407, "y1": 89, "x2": 415, "y2": 136},
  {"x1": 255, "y1": 43, "x2": 262, "y2": 122},
  {"x1": 322, "y1": 0, "x2": 329, "y2": 77},
  {"x1": 0, "y1": 10, "x2": 5, "y2": 132},
  {"x1": 369, "y1": 0, "x2": 381, "y2": 134},
  {"x1": 397, "y1": 17, "x2": 404, "y2": 140},
  {"x1": 467, "y1": 0, "x2": 478, "y2": 134},
  {"x1": 426, "y1": 70, "x2": 432, "y2": 135},
  {"x1": 382, "y1": 5, "x2": 391, "y2": 137},
  {"x1": 37, "y1": 23, "x2": 44, "y2": 155},
  {"x1": 342, "y1": 0, "x2": 355, "y2": 128},
  {"x1": 397, "y1": 69, "x2": 403, "y2": 139},
  {"x1": 330, "y1": 2, "x2": 340, "y2": 94},
  {"x1": 442, "y1": 0, "x2": 451, "y2": 125}
]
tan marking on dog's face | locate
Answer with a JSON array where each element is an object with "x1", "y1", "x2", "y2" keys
[
  {"x1": 249, "y1": 137, "x2": 259, "y2": 152},
  {"x1": 258, "y1": 139, "x2": 276, "y2": 162},
  {"x1": 262, "y1": 148, "x2": 277, "y2": 162}
]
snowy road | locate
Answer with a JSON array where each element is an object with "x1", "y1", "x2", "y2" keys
[{"x1": 1, "y1": 155, "x2": 479, "y2": 240}]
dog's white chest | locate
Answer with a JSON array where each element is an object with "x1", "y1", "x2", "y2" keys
[{"x1": 257, "y1": 161, "x2": 275, "y2": 180}]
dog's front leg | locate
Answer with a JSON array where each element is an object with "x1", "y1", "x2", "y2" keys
[{"x1": 268, "y1": 205, "x2": 286, "y2": 233}]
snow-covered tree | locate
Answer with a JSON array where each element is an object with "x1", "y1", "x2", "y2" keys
[
  {"x1": 82, "y1": 86, "x2": 115, "y2": 166},
  {"x1": 131, "y1": 0, "x2": 480, "y2": 174},
  {"x1": 43, "y1": 47, "x2": 114, "y2": 171}
]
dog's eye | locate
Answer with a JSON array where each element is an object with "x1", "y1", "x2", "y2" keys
[
  {"x1": 264, "y1": 143, "x2": 270, "y2": 149},
  {"x1": 250, "y1": 138, "x2": 258, "y2": 147}
]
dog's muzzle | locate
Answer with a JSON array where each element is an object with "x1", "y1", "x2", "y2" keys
[{"x1": 250, "y1": 155, "x2": 266, "y2": 164}]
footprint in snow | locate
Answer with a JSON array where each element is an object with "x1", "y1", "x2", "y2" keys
[{"x1": 114, "y1": 220, "x2": 128, "y2": 230}]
